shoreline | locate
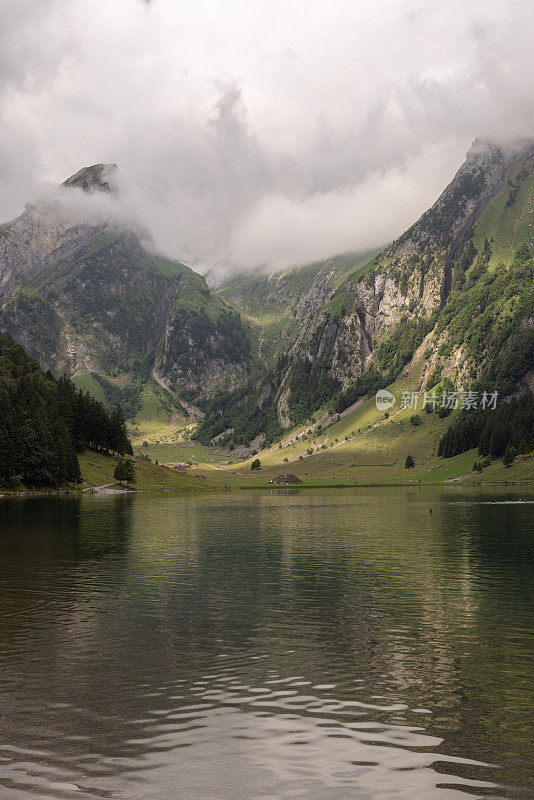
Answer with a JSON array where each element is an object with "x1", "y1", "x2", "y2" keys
[
  {"x1": 239, "y1": 480, "x2": 534, "y2": 490},
  {"x1": 1, "y1": 479, "x2": 533, "y2": 500}
]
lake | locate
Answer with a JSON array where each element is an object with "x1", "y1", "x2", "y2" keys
[{"x1": 0, "y1": 488, "x2": 532, "y2": 799}]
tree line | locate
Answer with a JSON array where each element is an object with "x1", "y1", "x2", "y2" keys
[
  {"x1": 438, "y1": 391, "x2": 534, "y2": 459},
  {"x1": 0, "y1": 333, "x2": 132, "y2": 488}
]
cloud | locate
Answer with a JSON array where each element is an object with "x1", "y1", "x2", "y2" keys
[{"x1": 0, "y1": 0, "x2": 533, "y2": 277}]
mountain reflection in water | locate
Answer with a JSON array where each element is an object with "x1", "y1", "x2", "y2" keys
[{"x1": 0, "y1": 488, "x2": 532, "y2": 799}]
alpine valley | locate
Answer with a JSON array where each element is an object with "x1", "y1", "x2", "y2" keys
[{"x1": 1, "y1": 139, "x2": 533, "y2": 489}]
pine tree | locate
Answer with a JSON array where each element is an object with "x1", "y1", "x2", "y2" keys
[
  {"x1": 109, "y1": 404, "x2": 132, "y2": 455},
  {"x1": 114, "y1": 458, "x2": 136, "y2": 486},
  {"x1": 114, "y1": 460, "x2": 128, "y2": 485},
  {"x1": 405, "y1": 454, "x2": 415, "y2": 469},
  {"x1": 502, "y1": 446, "x2": 516, "y2": 467},
  {"x1": 123, "y1": 459, "x2": 136, "y2": 486},
  {"x1": 0, "y1": 422, "x2": 17, "y2": 482}
]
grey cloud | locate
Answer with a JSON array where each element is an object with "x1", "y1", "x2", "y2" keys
[{"x1": 0, "y1": 0, "x2": 533, "y2": 278}]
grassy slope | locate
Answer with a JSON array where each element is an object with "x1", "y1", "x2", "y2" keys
[
  {"x1": 137, "y1": 441, "x2": 238, "y2": 466},
  {"x1": 130, "y1": 382, "x2": 188, "y2": 444},
  {"x1": 72, "y1": 369, "x2": 189, "y2": 448},
  {"x1": 472, "y1": 162, "x2": 534, "y2": 270},
  {"x1": 141, "y1": 252, "x2": 191, "y2": 279},
  {"x1": 78, "y1": 449, "x2": 224, "y2": 492},
  {"x1": 71, "y1": 370, "x2": 108, "y2": 405},
  {"x1": 193, "y1": 357, "x2": 534, "y2": 488}
]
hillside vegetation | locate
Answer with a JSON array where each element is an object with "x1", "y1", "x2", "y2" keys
[
  {"x1": 0, "y1": 332, "x2": 131, "y2": 488},
  {"x1": 195, "y1": 140, "x2": 534, "y2": 462},
  {"x1": 190, "y1": 354, "x2": 534, "y2": 487}
]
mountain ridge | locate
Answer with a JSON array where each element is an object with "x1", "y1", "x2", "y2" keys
[
  {"x1": 195, "y1": 138, "x2": 534, "y2": 449},
  {"x1": 0, "y1": 166, "x2": 255, "y2": 405}
]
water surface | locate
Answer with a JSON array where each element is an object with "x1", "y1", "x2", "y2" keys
[{"x1": 0, "y1": 488, "x2": 532, "y2": 799}]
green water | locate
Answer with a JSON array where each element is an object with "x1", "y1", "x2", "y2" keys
[{"x1": 0, "y1": 487, "x2": 532, "y2": 799}]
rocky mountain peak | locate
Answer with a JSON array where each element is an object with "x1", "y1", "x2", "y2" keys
[
  {"x1": 466, "y1": 136, "x2": 534, "y2": 167},
  {"x1": 62, "y1": 163, "x2": 117, "y2": 194},
  {"x1": 465, "y1": 137, "x2": 502, "y2": 160}
]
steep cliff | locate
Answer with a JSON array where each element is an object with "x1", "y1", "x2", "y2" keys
[{"x1": 277, "y1": 139, "x2": 534, "y2": 424}]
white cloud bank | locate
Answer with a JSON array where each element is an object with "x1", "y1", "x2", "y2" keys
[{"x1": 0, "y1": 0, "x2": 533, "y2": 277}]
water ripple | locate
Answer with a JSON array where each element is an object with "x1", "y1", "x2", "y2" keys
[{"x1": 0, "y1": 489, "x2": 532, "y2": 798}]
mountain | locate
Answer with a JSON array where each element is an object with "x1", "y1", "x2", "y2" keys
[
  {"x1": 196, "y1": 139, "x2": 534, "y2": 447},
  {"x1": 0, "y1": 165, "x2": 254, "y2": 408},
  {"x1": 217, "y1": 249, "x2": 380, "y2": 366},
  {"x1": 2, "y1": 143, "x2": 533, "y2": 467}
]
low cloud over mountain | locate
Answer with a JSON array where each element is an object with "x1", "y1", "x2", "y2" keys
[{"x1": 1, "y1": 0, "x2": 533, "y2": 276}]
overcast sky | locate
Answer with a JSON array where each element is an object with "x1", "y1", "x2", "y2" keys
[{"x1": 1, "y1": 0, "x2": 533, "y2": 277}]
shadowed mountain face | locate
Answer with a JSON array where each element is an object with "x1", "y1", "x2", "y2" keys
[{"x1": 0, "y1": 165, "x2": 254, "y2": 403}]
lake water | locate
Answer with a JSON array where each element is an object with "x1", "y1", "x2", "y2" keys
[{"x1": 0, "y1": 488, "x2": 532, "y2": 799}]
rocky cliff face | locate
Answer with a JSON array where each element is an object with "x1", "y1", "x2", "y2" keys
[
  {"x1": 155, "y1": 304, "x2": 253, "y2": 398},
  {"x1": 62, "y1": 163, "x2": 117, "y2": 193},
  {"x1": 288, "y1": 274, "x2": 405, "y2": 387},
  {"x1": 0, "y1": 164, "x2": 119, "y2": 297},
  {"x1": 0, "y1": 205, "x2": 103, "y2": 298},
  {"x1": 0, "y1": 165, "x2": 253, "y2": 403}
]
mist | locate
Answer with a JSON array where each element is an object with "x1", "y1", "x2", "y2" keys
[{"x1": 1, "y1": 0, "x2": 533, "y2": 278}]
